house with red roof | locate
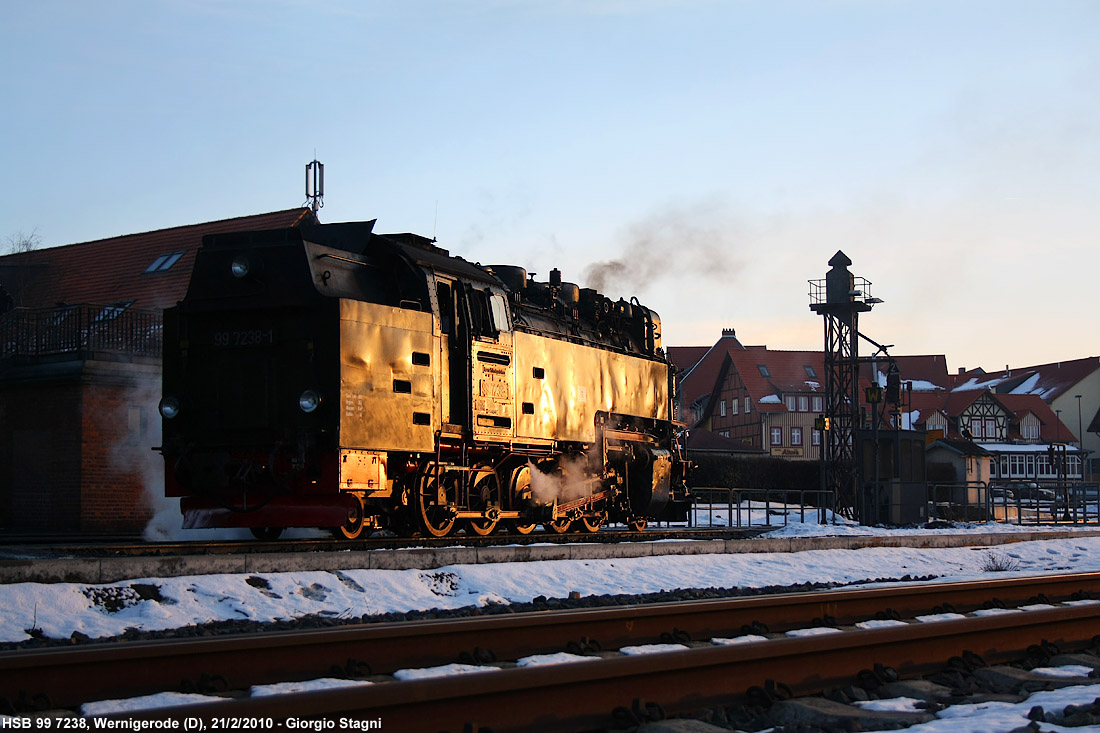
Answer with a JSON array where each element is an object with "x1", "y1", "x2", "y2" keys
[
  {"x1": 679, "y1": 329, "x2": 826, "y2": 460},
  {"x1": 677, "y1": 328, "x2": 1090, "y2": 485},
  {"x1": 0, "y1": 208, "x2": 316, "y2": 532}
]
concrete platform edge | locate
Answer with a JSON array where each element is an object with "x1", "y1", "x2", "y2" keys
[{"x1": 4, "y1": 529, "x2": 1100, "y2": 584}]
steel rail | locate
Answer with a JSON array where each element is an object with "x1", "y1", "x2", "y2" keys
[
  {"x1": 4, "y1": 572, "x2": 1100, "y2": 711},
  {"x1": 109, "y1": 603, "x2": 1100, "y2": 732}
]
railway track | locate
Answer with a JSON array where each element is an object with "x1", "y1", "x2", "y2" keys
[
  {"x1": 0, "y1": 525, "x2": 763, "y2": 557},
  {"x1": 5, "y1": 572, "x2": 1100, "y2": 730}
]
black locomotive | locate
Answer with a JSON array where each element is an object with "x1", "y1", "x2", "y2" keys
[{"x1": 159, "y1": 219, "x2": 690, "y2": 538}]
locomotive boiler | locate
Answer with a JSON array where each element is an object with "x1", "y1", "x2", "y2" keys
[{"x1": 159, "y1": 219, "x2": 690, "y2": 539}]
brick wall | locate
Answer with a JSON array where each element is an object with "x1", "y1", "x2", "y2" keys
[
  {"x1": 1, "y1": 380, "x2": 83, "y2": 529},
  {"x1": 1, "y1": 359, "x2": 160, "y2": 533},
  {"x1": 79, "y1": 372, "x2": 159, "y2": 532}
]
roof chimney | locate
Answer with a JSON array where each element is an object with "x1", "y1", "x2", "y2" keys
[
  {"x1": 722, "y1": 328, "x2": 736, "y2": 338},
  {"x1": 958, "y1": 367, "x2": 966, "y2": 375}
]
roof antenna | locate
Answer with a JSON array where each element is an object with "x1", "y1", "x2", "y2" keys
[{"x1": 305, "y1": 158, "x2": 324, "y2": 213}]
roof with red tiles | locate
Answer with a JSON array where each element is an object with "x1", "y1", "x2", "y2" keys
[
  {"x1": 996, "y1": 394, "x2": 1078, "y2": 443},
  {"x1": 678, "y1": 331, "x2": 746, "y2": 409},
  {"x1": 0, "y1": 208, "x2": 315, "y2": 312},
  {"x1": 952, "y1": 356, "x2": 1100, "y2": 402},
  {"x1": 666, "y1": 345, "x2": 710, "y2": 375},
  {"x1": 860, "y1": 354, "x2": 951, "y2": 392},
  {"x1": 726, "y1": 346, "x2": 826, "y2": 412}
]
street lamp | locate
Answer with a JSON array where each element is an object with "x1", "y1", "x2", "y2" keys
[{"x1": 1075, "y1": 394, "x2": 1085, "y2": 481}]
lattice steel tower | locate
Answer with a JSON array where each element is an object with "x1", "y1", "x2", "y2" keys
[{"x1": 808, "y1": 251, "x2": 881, "y2": 517}]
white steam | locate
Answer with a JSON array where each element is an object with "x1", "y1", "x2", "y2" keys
[{"x1": 528, "y1": 449, "x2": 601, "y2": 506}]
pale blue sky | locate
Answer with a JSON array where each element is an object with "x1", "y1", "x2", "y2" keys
[{"x1": 3, "y1": 1, "x2": 1097, "y2": 369}]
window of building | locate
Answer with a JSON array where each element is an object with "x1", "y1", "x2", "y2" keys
[
  {"x1": 811, "y1": 429, "x2": 821, "y2": 446},
  {"x1": 1038, "y1": 455, "x2": 1050, "y2": 476},
  {"x1": 757, "y1": 364, "x2": 770, "y2": 378},
  {"x1": 812, "y1": 396, "x2": 823, "y2": 412},
  {"x1": 804, "y1": 365, "x2": 817, "y2": 379},
  {"x1": 791, "y1": 427, "x2": 803, "y2": 446},
  {"x1": 719, "y1": 400, "x2": 726, "y2": 417},
  {"x1": 744, "y1": 397, "x2": 751, "y2": 414},
  {"x1": 1069, "y1": 455, "x2": 1082, "y2": 476},
  {"x1": 730, "y1": 398, "x2": 739, "y2": 415},
  {"x1": 971, "y1": 420, "x2": 983, "y2": 439},
  {"x1": 770, "y1": 426, "x2": 783, "y2": 446},
  {"x1": 144, "y1": 252, "x2": 184, "y2": 273},
  {"x1": 1010, "y1": 454, "x2": 1025, "y2": 476},
  {"x1": 798, "y1": 396, "x2": 809, "y2": 412},
  {"x1": 785, "y1": 396, "x2": 796, "y2": 411},
  {"x1": 1025, "y1": 454, "x2": 1035, "y2": 476},
  {"x1": 985, "y1": 419, "x2": 996, "y2": 439}
]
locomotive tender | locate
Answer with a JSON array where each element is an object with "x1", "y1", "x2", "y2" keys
[{"x1": 159, "y1": 219, "x2": 690, "y2": 539}]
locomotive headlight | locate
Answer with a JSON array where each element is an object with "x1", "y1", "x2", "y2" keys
[
  {"x1": 230, "y1": 254, "x2": 251, "y2": 279},
  {"x1": 159, "y1": 396, "x2": 181, "y2": 420},
  {"x1": 298, "y1": 390, "x2": 322, "y2": 414}
]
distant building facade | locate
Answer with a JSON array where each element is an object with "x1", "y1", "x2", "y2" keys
[{"x1": 675, "y1": 330, "x2": 1094, "y2": 484}]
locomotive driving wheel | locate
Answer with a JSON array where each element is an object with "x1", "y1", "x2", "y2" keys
[
  {"x1": 467, "y1": 514, "x2": 499, "y2": 536},
  {"x1": 627, "y1": 517, "x2": 648, "y2": 532},
  {"x1": 545, "y1": 516, "x2": 573, "y2": 533},
  {"x1": 579, "y1": 513, "x2": 604, "y2": 533},
  {"x1": 466, "y1": 469, "x2": 500, "y2": 536},
  {"x1": 417, "y1": 464, "x2": 457, "y2": 537},
  {"x1": 507, "y1": 465, "x2": 537, "y2": 535},
  {"x1": 509, "y1": 519, "x2": 537, "y2": 535},
  {"x1": 332, "y1": 494, "x2": 366, "y2": 540}
]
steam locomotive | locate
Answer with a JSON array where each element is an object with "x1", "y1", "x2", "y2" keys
[{"x1": 159, "y1": 219, "x2": 690, "y2": 539}]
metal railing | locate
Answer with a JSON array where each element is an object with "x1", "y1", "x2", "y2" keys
[
  {"x1": 689, "y1": 487, "x2": 837, "y2": 529},
  {"x1": 926, "y1": 480, "x2": 1100, "y2": 526},
  {"x1": 0, "y1": 304, "x2": 162, "y2": 361}
]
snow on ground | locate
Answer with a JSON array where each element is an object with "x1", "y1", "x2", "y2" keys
[
  {"x1": 4, "y1": 520, "x2": 1100, "y2": 645},
  {"x1": 7, "y1": 516, "x2": 1100, "y2": 728}
]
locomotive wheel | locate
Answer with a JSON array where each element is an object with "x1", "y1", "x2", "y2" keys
[
  {"x1": 250, "y1": 527, "x2": 283, "y2": 541},
  {"x1": 627, "y1": 517, "x2": 648, "y2": 532},
  {"x1": 545, "y1": 517, "x2": 572, "y2": 534},
  {"x1": 467, "y1": 470, "x2": 500, "y2": 536},
  {"x1": 509, "y1": 520, "x2": 537, "y2": 535},
  {"x1": 417, "y1": 467, "x2": 457, "y2": 538},
  {"x1": 579, "y1": 514, "x2": 603, "y2": 533},
  {"x1": 332, "y1": 498, "x2": 366, "y2": 540},
  {"x1": 506, "y1": 465, "x2": 537, "y2": 536},
  {"x1": 466, "y1": 516, "x2": 499, "y2": 536}
]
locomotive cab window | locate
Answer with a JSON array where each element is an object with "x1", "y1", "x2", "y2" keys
[
  {"x1": 437, "y1": 282, "x2": 454, "y2": 335},
  {"x1": 469, "y1": 288, "x2": 510, "y2": 339},
  {"x1": 488, "y1": 293, "x2": 511, "y2": 333}
]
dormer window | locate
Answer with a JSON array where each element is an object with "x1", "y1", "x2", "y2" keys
[{"x1": 144, "y1": 252, "x2": 184, "y2": 273}]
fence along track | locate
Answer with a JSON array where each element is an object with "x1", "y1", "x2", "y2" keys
[{"x1": 5, "y1": 573, "x2": 1100, "y2": 717}]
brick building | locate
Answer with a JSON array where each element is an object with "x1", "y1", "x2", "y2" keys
[{"x1": 0, "y1": 208, "x2": 315, "y2": 533}]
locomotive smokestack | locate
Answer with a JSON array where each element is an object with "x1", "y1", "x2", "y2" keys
[{"x1": 550, "y1": 268, "x2": 562, "y2": 287}]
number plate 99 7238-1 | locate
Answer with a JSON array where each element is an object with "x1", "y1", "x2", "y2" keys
[{"x1": 212, "y1": 329, "x2": 274, "y2": 348}]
